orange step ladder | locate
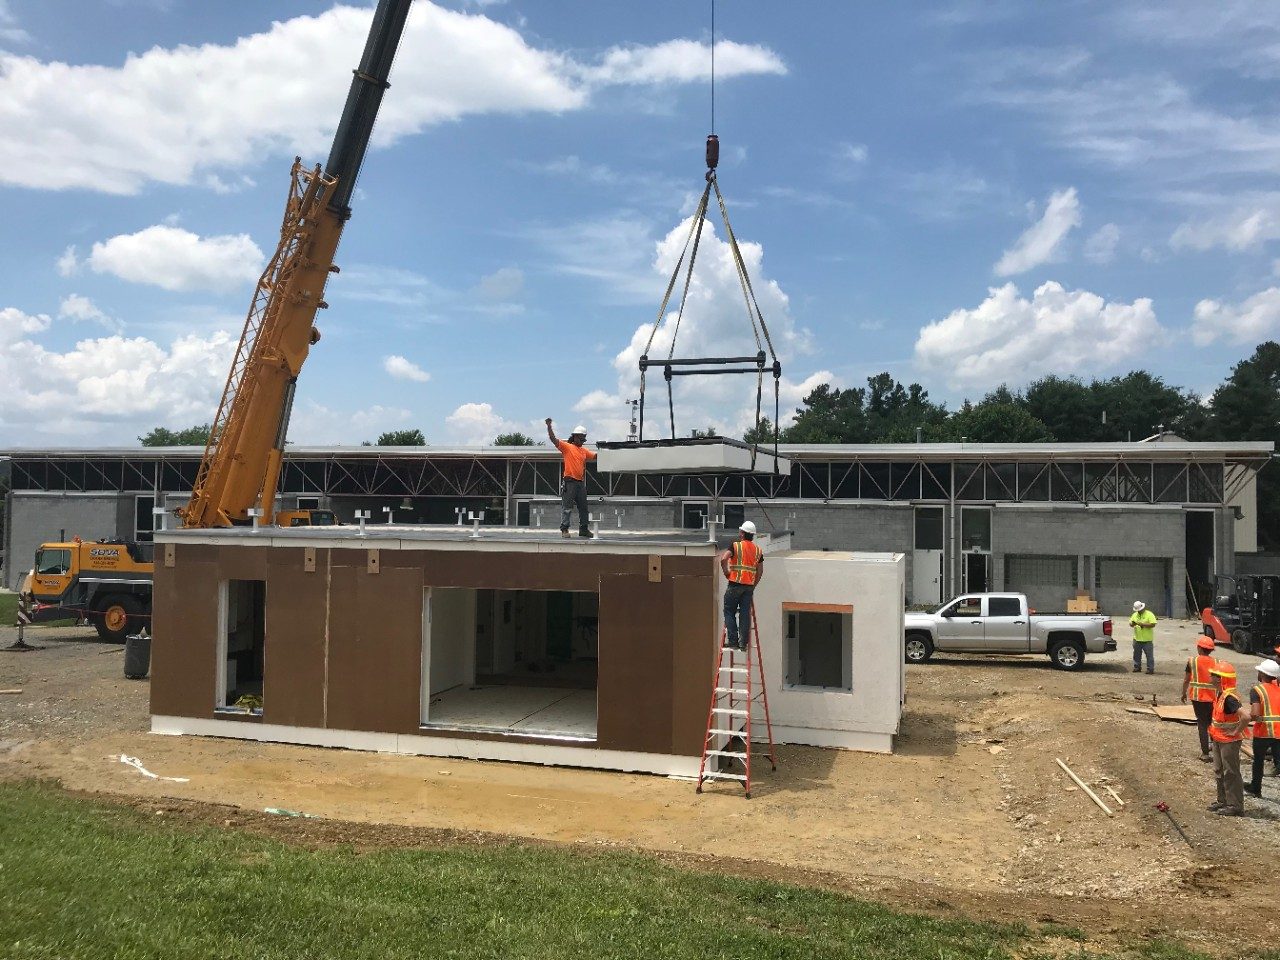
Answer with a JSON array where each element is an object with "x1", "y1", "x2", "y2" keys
[{"x1": 696, "y1": 601, "x2": 777, "y2": 798}]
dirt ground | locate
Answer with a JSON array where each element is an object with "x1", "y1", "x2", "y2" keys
[{"x1": 2, "y1": 615, "x2": 1278, "y2": 954}]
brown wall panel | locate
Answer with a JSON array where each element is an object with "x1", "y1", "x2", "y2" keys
[
  {"x1": 325, "y1": 565, "x2": 423, "y2": 734},
  {"x1": 150, "y1": 559, "x2": 218, "y2": 718},
  {"x1": 596, "y1": 574, "x2": 674, "y2": 754},
  {"x1": 670, "y1": 575, "x2": 717, "y2": 755},
  {"x1": 262, "y1": 548, "x2": 329, "y2": 728}
]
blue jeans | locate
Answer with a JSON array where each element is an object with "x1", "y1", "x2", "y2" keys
[
  {"x1": 724, "y1": 582, "x2": 754, "y2": 649},
  {"x1": 1133, "y1": 641, "x2": 1154, "y2": 672}
]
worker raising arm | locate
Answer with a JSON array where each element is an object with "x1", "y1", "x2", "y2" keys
[{"x1": 546, "y1": 418, "x2": 596, "y2": 539}]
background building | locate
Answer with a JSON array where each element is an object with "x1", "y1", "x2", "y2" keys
[{"x1": 2, "y1": 439, "x2": 1271, "y2": 616}]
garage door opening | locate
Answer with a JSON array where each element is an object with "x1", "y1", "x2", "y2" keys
[
  {"x1": 422, "y1": 587, "x2": 598, "y2": 740},
  {"x1": 1185, "y1": 511, "x2": 1215, "y2": 616}
]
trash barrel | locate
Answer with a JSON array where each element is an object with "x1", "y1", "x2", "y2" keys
[{"x1": 124, "y1": 631, "x2": 151, "y2": 680}]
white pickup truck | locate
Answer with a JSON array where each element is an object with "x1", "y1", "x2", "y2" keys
[{"x1": 904, "y1": 593, "x2": 1115, "y2": 671}]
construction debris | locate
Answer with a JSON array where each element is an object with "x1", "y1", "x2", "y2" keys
[
  {"x1": 0, "y1": 689, "x2": 22, "y2": 695},
  {"x1": 1152, "y1": 705, "x2": 1198, "y2": 724},
  {"x1": 118, "y1": 754, "x2": 190, "y2": 783},
  {"x1": 1056, "y1": 757, "x2": 1114, "y2": 816}
]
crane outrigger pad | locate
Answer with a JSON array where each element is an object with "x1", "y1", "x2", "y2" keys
[{"x1": 596, "y1": 437, "x2": 789, "y2": 476}]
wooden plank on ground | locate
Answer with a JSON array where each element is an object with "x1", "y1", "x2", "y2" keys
[{"x1": 1153, "y1": 705, "x2": 1198, "y2": 724}]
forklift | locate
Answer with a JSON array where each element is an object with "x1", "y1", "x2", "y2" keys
[{"x1": 1201, "y1": 574, "x2": 1280, "y2": 655}]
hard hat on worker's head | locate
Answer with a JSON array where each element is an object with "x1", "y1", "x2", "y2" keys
[
  {"x1": 1196, "y1": 635, "x2": 1216, "y2": 651},
  {"x1": 1132, "y1": 600, "x2": 1146, "y2": 612},
  {"x1": 739, "y1": 520, "x2": 757, "y2": 537},
  {"x1": 1258, "y1": 660, "x2": 1280, "y2": 680},
  {"x1": 571, "y1": 425, "x2": 587, "y2": 437},
  {"x1": 1210, "y1": 661, "x2": 1237, "y2": 683}
]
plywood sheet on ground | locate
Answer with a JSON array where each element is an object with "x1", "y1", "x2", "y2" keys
[{"x1": 1153, "y1": 705, "x2": 1198, "y2": 724}]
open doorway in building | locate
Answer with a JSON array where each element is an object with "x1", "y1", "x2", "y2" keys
[
  {"x1": 961, "y1": 507, "x2": 992, "y2": 593},
  {"x1": 1185, "y1": 511, "x2": 1215, "y2": 616},
  {"x1": 217, "y1": 579, "x2": 265, "y2": 714},
  {"x1": 422, "y1": 587, "x2": 598, "y2": 739},
  {"x1": 913, "y1": 507, "x2": 944, "y2": 605}
]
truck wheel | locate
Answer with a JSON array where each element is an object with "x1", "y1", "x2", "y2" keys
[
  {"x1": 1049, "y1": 638, "x2": 1085, "y2": 671},
  {"x1": 905, "y1": 633, "x2": 934, "y2": 664},
  {"x1": 94, "y1": 595, "x2": 140, "y2": 643}
]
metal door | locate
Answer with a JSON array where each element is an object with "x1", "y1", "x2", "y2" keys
[
  {"x1": 935, "y1": 595, "x2": 984, "y2": 649},
  {"x1": 981, "y1": 595, "x2": 1029, "y2": 652},
  {"x1": 912, "y1": 549, "x2": 944, "y2": 605}
]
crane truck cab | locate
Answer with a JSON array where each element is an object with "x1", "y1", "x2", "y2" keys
[
  {"x1": 19, "y1": 538, "x2": 153, "y2": 642},
  {"x1": 275, "y1": 509, "x2": 338, "y2": 527}
]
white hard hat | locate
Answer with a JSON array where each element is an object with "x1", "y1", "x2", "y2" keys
[
  {"x1": 571, "y1": 425, "x2": 587, "y2": 436},
  {"x1": 740, "y1": 520, "x2": 757, "y2": 535},
  {"x1": 1259, "y1": 660, "x2": 1280, "y2": 679},
  {"x1": 1132, "y1": 601, "x2": 1145, "y2": 612}
]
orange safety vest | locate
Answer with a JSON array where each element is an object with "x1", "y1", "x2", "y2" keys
[
  {"x1": 1186, "y1": 655, "x2": 1217, "y2": 703},
  {"x1": 1210, "y1": 689, "x2": 1246, "y2": 744},
  {"x1": 727, "y1": 539, "x2": 761, "y2": 586},
  {"x1": 1252, "y1": 681, "x2": 1280, "y2": 739}
]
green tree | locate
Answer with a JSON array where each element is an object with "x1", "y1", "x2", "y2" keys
[
  {"x1": 493, "y1": 432, "x2": 538, "y2": 446},
  {"x1": 941, "y1": 401, "x2": 1054, "y2": 442},
  {"x1": 1205, "y1": 342, "x2": 1280, "y2": 548},
  {"x1": 370, "y1": 429, "x2": 426, "y2": 446},
  {"x1": 139, "y1": 424, "x2": 211, "y2": 446}
]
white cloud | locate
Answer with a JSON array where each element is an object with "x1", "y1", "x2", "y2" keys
[
  {"x1": 476, "y1": 266, "x2": 523, "y2": 301},
  {"x1": 1192, "y1": 287, "x2": 1280, "y2": 346},
  {"x1": 840, "y1": 142, "x2": 869, "y2": 163},
  {"x1": 56, "y1": 245, "x2": 80, "y2": 277},
  {"x1": 1083, "y1": 223, "x2": 1120, "y2": 264},
  {"x1": 204, "y1": 173, "x2": 256, "y2": 195},
  {"x1": 58, "y1": 294, "x2": 121, "y2": 332},
  {"x1": 0, "y1": 304, "x2": 234, "y2": 439},
  {"x1": 993, "y1": 188, "x2": 1081, "y2": 276},
  {"x1": 382, "y1": 354, "x2": 430, "y2": 383},
  {"x1": 568, "y1": 216, "x2": 830, "y2": 439},
  {"x1": 580, "y1": 39, "x2": 785, "y2": 86},
  {"x1": 914, "y1": 281, "x2": 1161, "y2": 390},
  {"x1": 0, "y1": 4, "x2": 783, "y2": 194},
  {"x1": 0, "y1": 0, "x2": 29, "y2": 44},
  {"x1": 445, "y1": 401, "x2": 526, "y2": 445},
  {"x1": 88, "y1": 225, "x2": 263, "y2": 293},
  {"x1": 1170, "y1": 206, "x2": 1280, "y2": 252},
  {"x1": 287, "y1": 400, "x2": 413, "y2": 445}
]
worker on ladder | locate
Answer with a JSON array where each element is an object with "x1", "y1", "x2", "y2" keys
[{"x1": 720, "y1": 521, "x2": 763, "y2": 651}]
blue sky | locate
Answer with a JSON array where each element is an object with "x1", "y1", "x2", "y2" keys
[{"x1": 2, "y1": 0, "x2": 1280, "y2": 446}]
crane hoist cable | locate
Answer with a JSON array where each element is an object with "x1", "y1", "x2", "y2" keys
[{"x1": 636, "y1": 134, "x2": 782, "y2": 471}]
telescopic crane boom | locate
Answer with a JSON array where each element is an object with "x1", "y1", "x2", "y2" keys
[{"x1": 180, "y1": 0, "x2": 413, "y2": 528}]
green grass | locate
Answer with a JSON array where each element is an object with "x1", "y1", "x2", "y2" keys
[
  {"x1": 0, "y1": 782, "x2": 1253, "y2": 960},
  {"x1": 0, "y1": 591, "x2": 77, "y2": 629}
]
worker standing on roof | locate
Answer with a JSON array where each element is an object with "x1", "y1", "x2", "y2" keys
[
  {"x1": 1245, "y1": 660, "x2": 1280, "y2": 797},
  {"x1": 1129, "y1": 600, "x2": 1157, "y2": 674},
  {"x1": 545, "y1": 419, "x2": 596, "y2": 539},
  {"x1": 1182, "y1": 635, "x2": 1219, "y2": 763},
  {"x1": 720, "y1": 521, "x2": 764, "y2": 652},
  {"x1": 1207, "y1": 661, "x2": 1251, "y2": 817}
]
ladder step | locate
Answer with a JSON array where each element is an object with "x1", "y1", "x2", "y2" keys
[
  {"x1": 706, "y1": 750, "x2": 746, "y2": 759},
  {"x1": 707, "y1": 728, "x2": 741, "y2": 737},
  {"x1": 700, "y1": 772, "x2": 748, "y2": 782},
  {"x1": 719, "y1": 666, "x2": 749, "y2": 674},
  {"x1": 714, "y1": 687, "x2": 749, "y2": 695},
  {"x1": 711, "y1": 707, "x2": 747, "y2": 716}
]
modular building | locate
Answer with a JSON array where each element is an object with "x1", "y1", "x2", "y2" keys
[
  {"x1": 147, "y1": 525, "x2": 905, "y2": 771},
  {"x1": 2, "y1": 439, "x2": 1272, "y2": 616}
]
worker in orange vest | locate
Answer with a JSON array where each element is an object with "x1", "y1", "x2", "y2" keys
[
  {"x1": 720, "y1": 521, "x2": 764, "y2": 651},
  {"x1": 1207, "y1": 661, "x2": 1251, "y2": 817},
  {"x1": 545, "y1": 419, "x2": 597, "y2": 539},
  {"x1": 1244, "y1": 659, "x2": 1280, "y2": 797},
  {"x1": 1181, "y1": 635, "x2": 1218, "y2": 763}
]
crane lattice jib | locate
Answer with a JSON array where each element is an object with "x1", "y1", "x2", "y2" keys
[{"x1": 182, "y1": 162, "x2": 340, "y2": 527}]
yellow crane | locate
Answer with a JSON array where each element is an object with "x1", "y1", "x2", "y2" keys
[{"x1": 18, "y1": 0, "x2": 414, "y2": 639}]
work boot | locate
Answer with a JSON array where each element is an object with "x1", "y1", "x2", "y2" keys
[
  {"x1": 1146, "y1": 669, "x2": 1155, "y2": 675},
  {"x1": 1199, "y1": 753, "x2": 1212, "y2": 763},
  {"x1": 1215, "y1": 807, "x2": 1243, "y2": 817},
  {"x1": 578, "y1": 530, "x2": 592, "y2": 539},
  {"x1": 1208, "y1": 801, "x2": 1226, "y2": 811},
  {"x1": 559, "y1": 528, "x2": 571, "y2": 539},
  {"x1": 1244, "y1": 786, "x2": 1262, "y2": 798},
  {"x1": 1132, "y1": 666, "x2": 1141, "y2": 673}
]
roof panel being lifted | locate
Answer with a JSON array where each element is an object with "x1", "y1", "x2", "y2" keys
[{"x1": 596, "y1": 437, "x2": 790, "y2": 475}]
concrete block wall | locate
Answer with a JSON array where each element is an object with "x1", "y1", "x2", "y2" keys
[
  {"x1": 4, "y1": 492, "x2": 128, "y2": 590},
  {"x1": 992, "y1": 505, "x2": 1186, "y2": 617}
]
